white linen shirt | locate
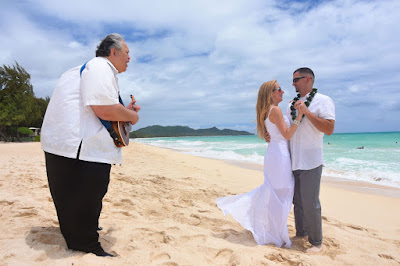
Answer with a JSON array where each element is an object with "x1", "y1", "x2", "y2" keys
[
  {"x1": 285, "y1": 92, "x2": 335, "y2": 171},
  {"x1": 41, "y1": 57, "x2": 122, "y2": 164}
]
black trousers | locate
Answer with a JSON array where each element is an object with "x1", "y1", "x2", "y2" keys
[{"x1": 45, "y1": 152, "x2": 111, "y2": 252}]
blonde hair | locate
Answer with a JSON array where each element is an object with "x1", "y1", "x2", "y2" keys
[{"x1": 256, "y1": 80, "x2": 276, "y2": 140}]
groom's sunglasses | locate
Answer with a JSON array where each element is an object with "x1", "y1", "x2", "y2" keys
[{"x1": 293, "y1": 76, "x2": 307, "y2": 83}]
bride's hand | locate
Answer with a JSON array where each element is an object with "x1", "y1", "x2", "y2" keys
[
  {"x1": 295, "y1": 100, "x2": 305, "y2": 117},
  {"x1": 297, "y1": 107, "x2": 304, "y2": 118}
]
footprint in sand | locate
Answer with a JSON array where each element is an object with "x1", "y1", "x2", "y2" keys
[
  {"x1": 0, "y1": 200, "x2": 14, "y2": 206},
  {"x1": 112, "y1": 198, "x2": 136, "y2": 213},
  {"x1": 322, "y1": 215, "x2": 330, "y2": 222},
  {"x1": 27, "y1": 227, "x2": 65, "y2": 246},
  {"x1": 188, "y1": 214, "x2": 201, "y2": 226},
  {"x1": 150, "y1": 252, "x2": 179, "y2": 265},
  {"x1": 318, "y1": 237, "x2": 344, "y2": 259},
  {"x1": 2, "y1": 253, "x2": 15, "y2": 262},
  {"x1": 345, "y1": 224, "x2": 368, "y2": 232},
  {"x1": 214, "y1": 249, "x2": 232, "y2": 260},
  {"x1": 15, "y1": 208, "x2": 38, "y2": 218},
  {"x1": 149, "y1": 231, "x2": 175, "y2": 244},
  {"x1": 115, "y1": 210, "x2": 133, "y2": 217},
  {"x1": 378, "y1": 253, "x2": 399, "y2": 263},
  {"x1": 213, "y1": 229, "x2": 255, "y2": 246},
  {"x1": 214, "y1": 248, "x2": 240, "y2": 265},
  {"x1": 152, "y1": 252, "x2": 170, "y2": 260},
  {"x1": 265, "y1": 253, "x2": 310, "y2": 265}
]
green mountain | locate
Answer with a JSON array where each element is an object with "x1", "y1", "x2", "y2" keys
[{"x1": 130, "y1": 125, "x2": 253, "y2": 138}]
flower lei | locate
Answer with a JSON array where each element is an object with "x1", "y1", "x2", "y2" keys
[{"x1": 290, "y1": 88, "x2": 318, "y2": 120}]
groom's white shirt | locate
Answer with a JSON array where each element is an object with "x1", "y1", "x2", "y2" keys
[{"x1": 286, "y1": 92, "x2": 335, "y2": 171}]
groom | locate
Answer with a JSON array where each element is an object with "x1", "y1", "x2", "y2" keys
[
  {"x1": 290, "y1": 67, "x2": 335, "y2": 253},
  {"x1": 266, "y1": 67, "x2": 335, "y2": 253}
]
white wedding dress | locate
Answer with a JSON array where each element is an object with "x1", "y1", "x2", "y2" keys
[{"x1": 216, "y1": 107, "x2": 294, "y2": 248}]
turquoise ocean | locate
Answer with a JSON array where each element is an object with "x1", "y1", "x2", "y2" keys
[{"x1": 133, "y1": 132, "x2": 400, "y2": 188}]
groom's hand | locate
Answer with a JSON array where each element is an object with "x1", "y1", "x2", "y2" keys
[{"x1": 264, "y1": 131, "x2": 271, "y2": 143}]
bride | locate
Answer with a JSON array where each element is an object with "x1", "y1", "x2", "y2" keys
[{"x1": 216, "y1": 80, "x2": 303, "y2": 248}]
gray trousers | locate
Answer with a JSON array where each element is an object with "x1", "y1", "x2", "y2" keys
[{"x1": 293, "y1": 165, "x2": 323, "y2": 246}]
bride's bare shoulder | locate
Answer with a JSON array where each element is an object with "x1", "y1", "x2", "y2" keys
[
  {"x1": 270, "y1": 106, "x2": 283, "y2": 115},
  {"x1": 269, "y1": 106, "x2": 283, "y2": 123}
]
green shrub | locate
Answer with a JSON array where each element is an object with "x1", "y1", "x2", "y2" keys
[{"x1": 18, "y1": 127, "x2": 34, "y2": 136}]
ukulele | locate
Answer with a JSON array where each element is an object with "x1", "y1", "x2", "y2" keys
[{"x1": 110, "y1": 94, "x2": 136, "y2": 147}]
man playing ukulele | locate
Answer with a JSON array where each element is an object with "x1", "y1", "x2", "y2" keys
[{"x1": 41, "y1": 33, "x2": 140, "y2": 257}]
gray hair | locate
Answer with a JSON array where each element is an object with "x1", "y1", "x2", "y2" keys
[{"x1": 95, "y1": 33, "x2": 125, "y2": 57}]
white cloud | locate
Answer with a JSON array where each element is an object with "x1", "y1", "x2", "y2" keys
[{"x1": 1, "y1": 0, "x2": 400, "y2": 133}]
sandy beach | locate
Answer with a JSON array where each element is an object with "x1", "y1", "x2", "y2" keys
[{"x1": 1, "y1": 142, "x2": 399, "y2": 265}]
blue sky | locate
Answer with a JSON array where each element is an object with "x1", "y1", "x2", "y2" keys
[{"x1": 1, "y1": 0, "x2": 399, "y2": 133}]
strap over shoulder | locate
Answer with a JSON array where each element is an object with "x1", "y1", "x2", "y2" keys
[
  {"x1": 80, "y1": 62, "x2": 88, "y2": 76},
  {"x1": 79, "y1": 60, "x2": 125, "y2": 146},
  {"x1": 267, "y1": 106, "x2": 275, "y2": 118}
]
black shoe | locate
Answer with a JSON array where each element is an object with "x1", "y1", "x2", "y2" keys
[{"x1": 91, "y1": 246, "x2": 115, "y2": 257}]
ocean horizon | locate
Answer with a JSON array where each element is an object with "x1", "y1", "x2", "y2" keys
[{"x1": 133, "y1": 131, "x2": 400, "y2": 189}]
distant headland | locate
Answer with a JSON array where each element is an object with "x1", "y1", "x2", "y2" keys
[{"x1": 129, "y1": 125, "x2": 253, "y2": 138}]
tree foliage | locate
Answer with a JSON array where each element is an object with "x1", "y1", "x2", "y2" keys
[{"x1": 0, "y1": 62, "x2": 49, "y2": 142}]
